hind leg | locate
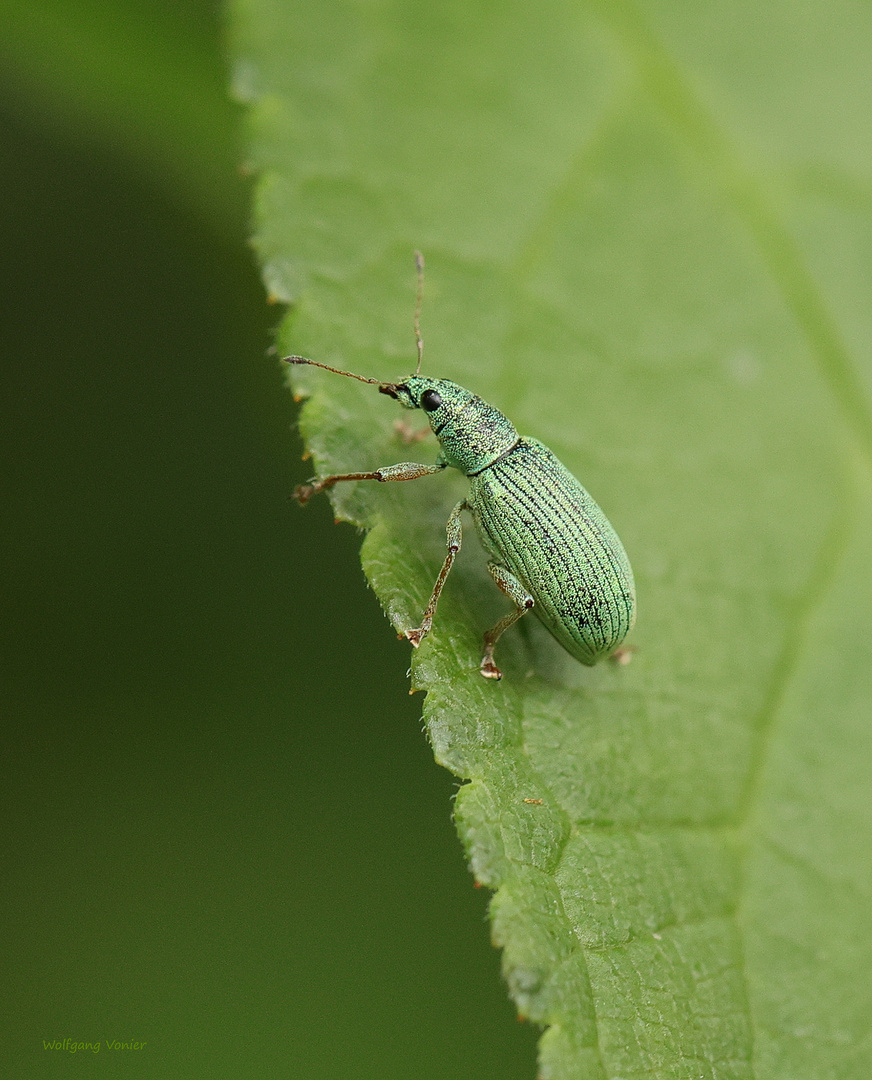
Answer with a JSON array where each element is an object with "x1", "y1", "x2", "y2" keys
[{"x1": 480, "y1": 564, "x2": 534, "y2": 680}]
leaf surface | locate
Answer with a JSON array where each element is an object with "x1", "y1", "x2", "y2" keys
[{"x1": 228, "y1": 1, "x2": 872, "y2": 1076}]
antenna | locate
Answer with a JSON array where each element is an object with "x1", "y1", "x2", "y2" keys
[
  {"x1": 282, "y1": 356, "x2": 383, "y2": 385},
  {"x1": 413, "y1": 250, "x2": 425, "y2": 374}
]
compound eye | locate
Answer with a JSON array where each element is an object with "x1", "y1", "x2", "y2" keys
[{"x1": 421, "y1": 389, "x2": 443, "y2": 412}]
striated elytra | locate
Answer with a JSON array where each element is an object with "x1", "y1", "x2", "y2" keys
[{"x1": 287, "y1": 256, "x2": 635, "y2": 680}]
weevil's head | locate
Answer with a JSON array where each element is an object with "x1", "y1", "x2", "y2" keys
[{"x1": 380, "y1": 375, "x2": 518, "y2": 475}]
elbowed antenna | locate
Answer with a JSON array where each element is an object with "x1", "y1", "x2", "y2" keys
[
  {"x1": 284, "y1": 251, "x2": 426, "y2": 384},
  {"x1": 282, "y1": 355, "x2": 402, "y2": 398},
  {"x1": 282, "y1": 356, "x2": 384, "y2": 385},
  {"x1": 413, "y1": 250, "x2": 425, "y2": 375}
]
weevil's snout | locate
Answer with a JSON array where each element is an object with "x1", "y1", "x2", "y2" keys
[{"x1": 380, "y1": 382, "x2": 418, "y2": 409}]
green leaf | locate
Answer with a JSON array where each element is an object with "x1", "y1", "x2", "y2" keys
[{"x1": 227, "y1": 0, "x2": 872, "y2": 1076}]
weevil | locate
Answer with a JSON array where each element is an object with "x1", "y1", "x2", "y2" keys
[{"x1": 287, "y1": 254, "x2": 635, "y2": 680}]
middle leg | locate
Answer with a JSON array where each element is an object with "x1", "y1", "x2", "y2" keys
[{"x1": 405, "y1": 499, "x2": 469, "y2": 648}]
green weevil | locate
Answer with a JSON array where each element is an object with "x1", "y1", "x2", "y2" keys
[{"x1": 287, "y1": 254, "x2": 635, "y2": 680}]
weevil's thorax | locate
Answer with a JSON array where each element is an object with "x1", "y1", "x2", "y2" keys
[{"x1": 394, "y1": 377, "x2": 519, "y2": 476}]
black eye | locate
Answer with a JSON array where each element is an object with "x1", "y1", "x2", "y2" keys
[{"x1": 421, "y1": 389, "x2": 442, "y2": 412}]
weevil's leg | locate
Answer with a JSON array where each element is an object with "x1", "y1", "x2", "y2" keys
[
  {"x1": 293, "y1": 461, "x2": 446, "y2": 504},
  {"x1": 480, "y1": 564, "x2": 534, "y2": 680},
  {"x1": 406, "y1": 499, "x2": 468, "y2": 648},
  {"x1": 393, "y1": 418, "x2": 431, "y2": 445},
  {"x1": 609, "y1": 644, "x2": 636, "y2": 666},
  {"x1": 294, "y1": 471, "x2": 380, "y2": 504}
]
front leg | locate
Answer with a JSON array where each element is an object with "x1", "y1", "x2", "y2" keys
[
  {"x1": 294, "y1": 461, "x2": 446, "y2": 504},
  {"x1": 406, "y1": 500, "x2": 469, "y2": 648}
]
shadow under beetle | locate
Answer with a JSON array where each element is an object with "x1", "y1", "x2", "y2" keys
[{"x1": 287, "y1": 253, "x2": 635, "y2": 680}]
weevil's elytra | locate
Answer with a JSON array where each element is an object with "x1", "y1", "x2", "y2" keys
[{"x1": 286, "y1": 253, "x2": 635, "y2": 679}]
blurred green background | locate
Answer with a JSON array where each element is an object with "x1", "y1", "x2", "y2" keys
[{"x1": 0, "y1": 1, "x2": 537, "y2": 1076}]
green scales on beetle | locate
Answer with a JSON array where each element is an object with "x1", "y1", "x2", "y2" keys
[{"x1": 287, "y1": 254, "x2": 635, "y2": 680}]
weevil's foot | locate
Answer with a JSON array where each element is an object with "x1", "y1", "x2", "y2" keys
[
  {"x1": 609, "y1": 645, "x2": 637, "y2": 666},
  {"x1": 479, "y1": 656, "x2": 503, "y2": 680},
  {"x1": 405, "y1": 626, "x2": 426, "y2": 648},
  {"x1": 292, "y1": 483, "x2": 316, "y2": 505}
]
